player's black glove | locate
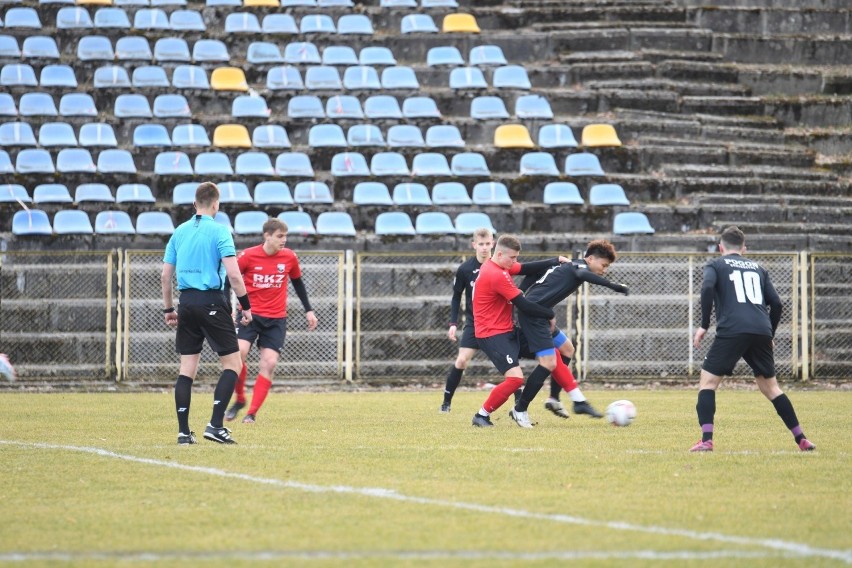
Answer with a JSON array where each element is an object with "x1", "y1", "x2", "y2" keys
[{"x1": 612, "y1": 283, "x2": 629, "y2": 295}]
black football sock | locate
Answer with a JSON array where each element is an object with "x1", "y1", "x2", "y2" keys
[
  {"x1": 210, "y1": 369, "x2": 238, "y2": 428},
  {"x1": 696, "y1": 389, "x2": 716, "y2": 442},
  {"x1": 175, "y1": 375, "x2": 193, "y2": 435},
  {"x1": 771, "y1": 393, "x2": 805, "y2": 442},
  {"x1": 443, "y1": 366, "x2": 464, "y2": 405},
  {"x1": 515, "y1": 365, "x2": 552, "y2": 412},
  {"x1": 551, "y1": 355, "x2": 570, "y2": 400}
]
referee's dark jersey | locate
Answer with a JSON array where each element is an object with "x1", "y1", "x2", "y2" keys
[
  {"x1": 520, "y1": 260, "x2": 626, "y2": 308},
  {"x1": 700, "y1": 254, "x2": 782, "y2": 338},
  {"x1": 450, "y1": 257, "x2": 482, "y2": 326}
]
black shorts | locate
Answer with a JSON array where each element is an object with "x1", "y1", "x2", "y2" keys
[
  {"x1": 517, "y1": 312, "x2": 558, "y2": 357},
  {"x1": 175, "y1": 294, "x2": 239, "y2": 357},
  {"x1": 477, "y1": 330, "x2": 520, "y2": 374},
  {"x1": 702, "y1": 334, "x2": 776, "y2": 378},
  {"x1": 459, "y1": 323, "x2": 479, "y2": 350},
  {"x1": 237, "y1": 314, "x2": 287, "y2": 353}
]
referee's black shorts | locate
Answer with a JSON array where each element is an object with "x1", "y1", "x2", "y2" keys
[
  {"x1": 477, "y1": 330, "x2": 520, "y2": 374},
  {"x1": 702, "y1": 333, "x2": 776, "y2": 378},
  {"x1": 175, "y1": 290, "x2": 239, "y2": 356}
]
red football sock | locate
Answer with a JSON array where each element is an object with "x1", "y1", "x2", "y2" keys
[
  {"x1": 234, "y1": 363, "x2": 248, "y2": 404},
  {"x1": 551, "y1": 356, "x2": 578, "y2": 392},
  {"x1": 247, "y1": 375, "x2": 271, "y2": 415},
  {"x1": 483, "y1": 377, "x2": 524, "y2": 414}
]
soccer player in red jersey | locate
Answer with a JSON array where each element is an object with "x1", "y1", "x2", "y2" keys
[
  {"x1": 471, "y1": 234, "x2": 563, "y2": 427},
  {"x1": 224, "y1": 218, "x2": 318, "y2": 424}
]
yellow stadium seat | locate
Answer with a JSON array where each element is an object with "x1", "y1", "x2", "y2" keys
[
  {"x1": 442, "y1": 13, "x2": 480, "y2": 33},
  {"x1": 213, "y1": 124, "x2": 252, "y2": 148},
  {"x1": 581, "y1": 124, "x2": 622, "y2": 147},
  {"x1": 243, "y1": 0, "x2": 279, "y2": 6},
  {"x1": 77, "y1": 0, "x2": 112, "y2": 5},
  {"x1": 494, "y1": 124, "x2": 534, "y2": 149},
  {"x1": 211, "y1": 67, "x2": 249, "y2": 92}
]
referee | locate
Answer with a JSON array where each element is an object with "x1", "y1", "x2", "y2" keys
[{"x1": 161, "y1": 181, "x2": 253, "y2": 445}]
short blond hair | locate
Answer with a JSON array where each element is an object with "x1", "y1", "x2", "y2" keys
[
  {"x1": 496, "y1": 234, "x2": 521, "y2": 252},
  {"x1": 472, "y1": 227, "x2": 493, "y2": 241}
]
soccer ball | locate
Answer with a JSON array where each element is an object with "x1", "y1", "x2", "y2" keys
[
  {"x1": 0, "y1": 354, "x2": 16, "y2": 382},
  {"x1": 605, "y1": 400, "x2": 636, "y2": 427}
]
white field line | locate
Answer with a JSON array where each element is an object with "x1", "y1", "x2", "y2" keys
[{"x1": 2, "y1": 440, "x2": 850, "y2": 565}]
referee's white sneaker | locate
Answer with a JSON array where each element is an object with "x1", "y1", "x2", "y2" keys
[{"x1": 509, "y1": 408, "x2": 534, "y2": 428}]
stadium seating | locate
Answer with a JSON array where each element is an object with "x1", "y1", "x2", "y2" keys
[
  {"x1": 236, "y1": 152, "x2": 275, "y2": 176},
  {"x1": 134, "y1": 8, "x2": 169, "y2": 30},
  {"x1": 387, "y1": 125, "x2": 424, "y2": 147},
  {"x1": 415, "y1": 212, "x2": 455, "y2": 235},
  {"x1": 492, "y1": 65, "x2": 531, "y2": 90},
  {"x1": 172, "y1": 65, "x2": 209, "y2": 89},
  {"x1": 0, "y1": 37, "x2": 21, "y2": 58},
  {"x1": 276, "y1": 152, "x2": 314, "y2": 176},
  {"x1": 234, "y1": 210, "x2": 269, "y2": 235},
  {"x1": 38, "y1": 123, "x2": 77, "y2": 147},
  {"x1": 337, "y1": 15, "x2": 373, "y2": 36},
  {"x1": 582, "y1": 124, "x2": 622, "y2": 147},
  {"x1": 59, "y1": 93, "x2": 97, "y2": 117},
  {"x1": 543, "y1": 182, "x2": 583, "y2": 205},
  {"x1": 300, "y1": 14, "x2": 335, "y2": 34},
  {"x1": 116, "y1": 184, "x2": 155, "y2": 203},
  {"x1": 278, "y1": 210, "x2": 315, "y2": 235},
  {"x1": 95, "y1": 211, "x2": 135, "y2": 234},
  {"x1": 232, "y1": 96, "x2": 270, "y2": 118},
  {"x1": 153, "y1": 94, "x2": 191, "y2": 118},
  {"x1": 353, "y1": 182, "x2": 392, "y2": 206},
  {"x1": 494, "y1": 124, "x2": 534, "y2": 148},
  {"x1": 402, "y1": 97, "x2": 441, "y2": 118},
  {"x1": 252, "y1": 125, "x2": 290, "y2": 148},
  {"x1": 472, "y1": 182, "x2": 512, "y2": 205},
  {"x1": 93, "y1": 65, "x2": 131, "y2": 88},
  {"x1": 225, "y1": 12, "x2": 261, "y2": 34},
  {"x1": 451, "y1": 152, "x2": 490, "y2": 176},
  {"x1": 75, "y1": 183, "x2": 113, "y2": 203},
  {"x1": 432, "y1": 182, "x2": 471, "y2": 205},
  {"x1": 19, "y1": 93, "x2": 57, "y2": 116},
  {"x1": 375, "y1": 211, "x2": 415, "y2": 235},
  {"x1": 372, "y1": 152, "x2": 410, "y2": 176},
  {"x1": 515, "y1": 95, "x2": 553, "y2": 119},
  {"x1": 136, "y1": 211, "x2": 175, "y2": 235},
  {"x1": 392, "y1": 183, "x2": 430, "y2": 205},
  {"x1": 211, "y1": 67, "x2": 248, "y2": 91},
  {"x1": 155, "y1": 151, "x2": 193, "y2": 175},
  {"x1": 80, "y1": 123, "x2": 118, "y2": 147},
  {"x1": 254, "y1": 181, "x2": 293, "y2": 205},
  {"x1": 469, "y1": 45, "x2": 507, "y2": 66},
  {"x1": 565, "y1": 152, "x2": 605, "y2": 176},
  {"x1": 41, "y1": 66, "x2": 78, "y2": 88},
  {"x1": 455, "y1": 211, "x2": 494, "y2": 234},
  {"x1": 323, "y1": 46, "x2": 358, "y2": 66},
  {"x1": 262, "y1": 15, "x2": 298, "y2": 34},
  {"x1": 427, "y1": 46, "x2": 464, "y2": 67},
  {"x1": 343, "y1": 65, "x2": 381, "y2": 90},
  {"x1": 5, "y1": 8, "x2": 42, "y2": 29},
  {"x1": 411, "y1": 153, "x2": 451, "y2": 176},
  {"x1": 471, "y1": 96, "x2": 510, "y2": 120},
  {"x1": 192, "y1": 39, "x2": 229, "y2": 63},
  {"x1": 33, "y1": 184, "x2": 73, "y2": 204},
  {"x1": 0, "y1": 122, "x2": 36, "y2": 146},
  {"x1": 449, "y1": 67, "x2": 487, "y2": 90},
  {"x1": 381, "y1": 66, "x2": 419, "y2": 89},
  {"x1": 1, "y1": 64, "x2": 38, "y2": 87},
  {"x1": 12, "y1": 209, "x2": 52, "y2": 235},
  {"x1": 24, "y1": 37, "x2": 59, "y2": 59},
  {"x1": 133, "y1": 123, "x2": 171, "y2": 146},
  {"x1": 519, "y1": 152, "x2": 560, "y2": 176},
  {"x1": 170, "y1": 10, "x2": 205, "y2": 31},
  {"x1": 97, "y1": 149, "x2": 136, "y2": 173},
  {"x1": 293, "y1": 181, "x2": 333, "y2": 204},
  {"x1": 0, "y1": 184, "x2": 30, "y2": 203},
  {"x1": 365, "y1": 95, "x2": 403, "y2": 119},
  {"x1": 213, "y1": 124, "x2": 251, "y2": 148},
  {"x1": 16, "y1": 149, "x2": 55, "y2": 173},
  {"x1": 284, "y1": 42, "x2": 320, "y2": 64},
  {"x1": 442, "y1": 13, "x2": 479, "y2": 33},
  {"x1": 538, "y1": 124, "x2": 578, "y2": 148},
  {"x1": 57, "y1": 7, "x2": 93, "y2": 29},
  {"x1": 347, "y1": 124, "x2": 385, "y2": 147},
  {"x1": 0, "y1": 151, "x2": 12, "y2": 173},
  {"x1": 53, "y1": 210, "x2": 94, "y2": 234},
  {"x1": 116, "y1": 36, "x2": 152, "y2": 60},
  {"x1": 359, "y1": 47, "x2": 395, "y2": 66},
  {"x1": 267, "y1": 66, "x2": 304, "y2": 90},
  {"x1": 305, "y1": 66, "x2": 342, "y2": 90},
  {"x1": 218, "y1": 181, "x2": 252, "y2": 204},
  {"x1": 172, "y1": 182, "x2": 197, "y2": 205},
  {"x1": 613, "y1": 212, "x2": 655, "y2": 235},
  {"x1": 589, "y1": 184, "x2": 630, "y2": 206},
  {"x1": 132, "y1": 66, "x2": 169, "y2": 88},
  {"x1": 154, "y1": 38, "x2": 190, "y2": 62},
  {"x1": 331, "y1": 152, "x2": 369, "y2": 176},
  {"x1": 57, "y1": 148, "x2": 97, "y2": 173},
  {"x1": 400, "y1": 14, "x2": 437, "y2": 34},
  {"x1": 195, "y1": 152, "x2": 233, "y2": 176},
  {"x1": 214, "y1": 211, "x2": 234, "y2": 233},
  {"x1": 426, "y1": 125, "x2": 464, "y2": 148},
  {"x1": 316, "y1": 212, "x2": 356, "y2": 236}
]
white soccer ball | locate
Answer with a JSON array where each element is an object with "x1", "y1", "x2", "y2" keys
[
  {"x1": 605, "y1": 400, "x2": 636, "y2": 427},
  {"x1": 0, "y1": 354, "x2": 16, "y2": 382}
]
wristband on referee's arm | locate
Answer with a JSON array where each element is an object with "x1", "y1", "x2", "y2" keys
[
  {"x1": 449, "y1": 322, "x2": 457, "y2": 327},
  {"x1": 163, "y1": 307, "x2": 175, "y2": 314},
  {"x1": 237, "y1": 294, "x2": 251, "y2": 311}
]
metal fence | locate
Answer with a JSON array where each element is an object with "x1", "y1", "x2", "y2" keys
[{"x1": 809, "y1": 254, "x2": 852, "y2": 380}]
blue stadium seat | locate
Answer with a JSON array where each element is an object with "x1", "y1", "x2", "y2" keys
[
  {"x1": 136, "y1": 211, "x2": 175, "y2": 235},
  {"x1": 432, "y1": 182, "x2": 471, "y2": 205},
  {"x1": 472, "y1": 181, "x2": 512, "y2": 205},
  {"x1": 154, "y1": 37, "x2": 190, "y2": 62},
  {"x1": 116, "y1": 36, "x2": 152, "y2": 60},
  {"x1": 375, "y1": 212, "x2": 415, "y2": 236},
  {"x1": 0, "y1": 184, "x2": 30, "y2": 203},
  {"x1": 233, "y1": 96, "x2": 270, "y2": 118},
  {"x1": 392, "y1": 182, "x2": 430, "y2": 205},
  {"x1": 338, "y1": 14, "x2": 373, "y2": 35},
  {"x1": 57, "y1": 7, "x2": 93, "y2": 29},
  {"x1": 207, "y1": 0, "x2": 241, "y2": 6},
  {"x1": 0, "y1": 37, "x2": 21, "y2": 58},
  {"x1": 172, "y1": 65, "x2": 209, "y2": 89},
  {"x1": 253, "y1": 124, "x2": 290, "y2": 148},
  {"x1": 132, "y1": 65, "x2": 169, "y2": 87},
  {"x1": 33, "y1": 184, "x2": 72, "y2": 204},
  {"x1": 40, "y1": 65, "x2": 77, "y2": 88},
  {"x1": 322, "y1": 45, "x2": 358, "y2": 66},
  {"x1": 16, "y1": 149, "x2": 54, "y2": 173},
  {"x1": 416, "y1": 212, "x2": 455, "y2": 235},
  {"x1": 371, "y1": 152, "x2": 410, "y2": 176},
  {"x1": 305, "y1": 66, "x2": 342, "y2": 90},
  {"x1": 387, "y1": 124, "x2": 424, "y2": 147},
  {"x1": 381, "y1": 0, "x2": 416, "y2": 6},
  {"x1": 95, "y1": 8, "x2": 131, "y2": 28},
  {"x1": 115, "y1": 94, "x2": 152, "y2": 118},
  {"x1": 293, "y1": 181, "x2": 334, "y2": 204},
  {"x1": 262, "y1": 14, "x2": 297, "y2": 34},
  {"x1": 451, "y1": 152, "x2": 490, "y2": 176},
  {"x1": 455, "y1": 212, "x2": 495, "y2": 234},
  {"x1": 515, "y1": 94, "x2": 553, "y2": 119},
  {"x1": 277, "y1": 210, "x2": 315, "y2": 235},
  {"x1": 284, "y1": 42, "x2": 320, "y2": 64},
  {"x1": 254, "y1": 181, "x2": 293, "y2": 205},
  {"x1": 352, "y1": 182, "x2": 391, "y2": 206},
  {"x1": 589, "y1": 183, "x2": 629, "y2": 206},
  {"x1": 288, "y1": 95, "x2": 325, "y2": 118},
  {"x1": 194, "y1": 152, "x2": 232, "y2": 176},
  {"x1": 155, "y1": 151, "x2": 193, "y2": 175},
  {"x1": 275, "y1": 152, "x2": 314, "y2": 177},
  {"x1": 59, "y1": 93, "x2": 97, "y2": 117},
  {"x1": 326, "y1": 95, "x2": 363, "y2": 119},
  {"x1": 347, "y1": 124, "x2": 385, "y2": 147},
  {"x1": 365, "y1": 95, "x2": 402, "y2": 119},
  {"x1": 493, "y1": 65, "x2": 531, "y2": 90},
  {"x1": 427, "y1": 46, "x2": 464, "y2": 67},
  {"x1": 282, "y1": 0, "x2": 316, "y2": 6},
  {"x1": 78, "y1": 36, "x2": 114, "y2": 62},
  {"x1": 381, "y1": 66, "x2": 419, "y2": 89},
  {"x1": 300, "y1": 14, "x2": 335, "y2": 34},
  {"x1": 320, "y1": 0, "x2": 354, "y2": 6},
  {"x1": 1, "y1": 64, "x2": 37, "y2": 87},
  {"x1": 425, "y1": 125, "x2": 464, "y2": 148},
  {"x1": 0, "y1": 122, "x2": 36, "y2": 146},
  {"x1": 538, "y1": 124, "x2": 578, "y2": 148},
  {"x1": 116, "y1": 183, "x2": 155, "y2": 203},
  {"x1": 316, "y1": 212, "x2": 356, "y2": 237},
  {"x1": 543, "y1": 182, "x2": 583, "y2": 205},
  {"x1": 234, "y1": 210, "x2": 269, "y2": 235},
  {"x1": 214, "y1": 211, "x2": 234, "y2": 233},
  {"x1": 225, "y1": 12, "x2": 260, "y2": 33},
  {"x1": 153, "y1": 94, "x2": 191, "y2": 118},
  {"x1": 172, "y1": 182, "x2": 197, "y2": 204},
  {"x1": 235, "y1": 152, "x2": 275, "y2": 176},
  {"x1": 613, "y1": 212, "x2": 655, "y2": 235},
  {"x1": 519, "y1": 152, "x2": 559, "y2": 176},
  {"x1": 248, "y1": 42, "x2": 284, "y2": 64},
  {"x1": 0, "y1": 151, "x2": 12, "y2": 173},
  {"x1": 54, "y1": 210, "x2": 93, "y2": 235},
  {"x1": 330, "y1": 152, "x2": 369, "y2": 176},
  {"x1": 12, "y1": 209, "x2": 52, "y2": 235},
  {"x1": 93, "y1": 65, "x2": 131, "y2": 88},
  {"x1": 267, "y1": 65, "x2": 304, "y2": 90},
  {"x1": 95, "y1": 210, "x2": 135, "y2": 234},
  {"x1": 411, "y1": 153, "x2": 451, "y2": 176},
  {"x1": 469, "y1": 45, "x2": 507, "y2": 66},
  {"x1": 172, "y1": 124, "x2": 209, "y2": 147},
  {"x1": 170, "y1": 10, "x2": 205, "y2": 31},
  {"x1": 449, "y1": 67, "x2": 487, "y2": 89},
  {"x1": 38, "y1": 122, "x2": 77, "y2": 147},
  {"x1": 80, "y1": 122, "x2": 118, "y2": 147},
  {"x1": 343, "y1": 65, "x2": 381, "y2": 90},
  {"x1": 134, "y1": 8, "x2": 169, "y2": 30},
  {"x1": 470, "y1": 96, "x2": 509, "y2": 119},
  {"x1": 97, "y1": 149, "x2": 137, "y2": 173},
  {"x1": 20, "y1": 93, "x2": 57, "y2": 116},
  {"x1": 75, "y1": 183, "x2": 113, "y2": 202},
  {"x1": 359, "y1": 46, "x2": 395, "y2": 66},
  {"x1": 422, "y1": 0, "x2": 458, "y2": 7},
  {"x1": 218, "y1": 181, "x2": 252, "y2": 203},
  {"x1": 5, "y1": 8, "x2": 42, "y2": 29},
  {"x1": 23, "y1": 36, "x2": 60, "y2": 58},
  {"x1": 192, "y1": 39, "x2": 229, "y2": 62},
  {"x1": 400, "y1": 14, "x2": 437, "y2": 34},
  {"x1": 133, "y1": 123, "x2": 171, "y2": 146},
  {"x1": 565, "y1": 152, "x2": 605, "y2": 176}
]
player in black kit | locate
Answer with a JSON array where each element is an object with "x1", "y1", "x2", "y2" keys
[
  {"x1": 510, "y1": 240, "x2": 629, "y2": 425},
  {"x1": 691, "y1": 226, "x2": 814, "y2": 452}
]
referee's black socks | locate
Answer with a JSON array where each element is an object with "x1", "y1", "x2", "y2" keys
[{"x1": 211, "y1": 369, "x2": 238, "y2": 428}]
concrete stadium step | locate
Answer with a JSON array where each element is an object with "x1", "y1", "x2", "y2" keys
[
  {"x1": 126, "y1": 330, "x2": 339, "y2": 360},
  {"x1": 585, "y1": 78, "x2": 750, "y2": 97},
  {"x1": 670, "y1": 176, "x2": 852, "y2": 198},
  {"x1": 0, "y1": 264, "x2": 110, "y2": 299},
  {"x1": 3, "y1": 332, "x2": 107, "y2": 365},
  {"x1": 676, "y1": 0, "x2": 849, "y2": 8},
  {"x1": 2, "y1": 299, "x2": 109, "y2": 333},
  {"x1": 550, "y1": 27, "x2": 713, "y2": 54},
  {"x1": 691, "y1": 192, "x2": 851, "y2": 208},
  {"x1": 712, "y1": 33, "x2": 852, "y2": 65},
  {"x1": 638, "y1": 49, "x2": 726, "y2": 63},
  {"x1": 657, "y1": 59, "x2": 740, "y2": 84},
  {"x1": 766, "y1": 96, "x2": 852, "y2": 128},
  {"x1": 698, "y1": 203, "x2": 852, "y2": 225},
  {"x1": 122, "y1": 361, "x2": 342, "y2": 385},
  {"x1": 688, "y1": 7, "x2": 852, "y2": 36},
  {"x1": 786, "y1": 127, "x2": 852, "y2": 156},
  {"x1": 660, "y1": 163, "x2": 835, "y2": 181},
  {"x1": 680, "y1": 96, "x2": 765, "y2": 115},
  {"x1": 0, "y1": 365, "x2": 111, "y2": 384},
  {"x1": 711, "y1": 220, "x2": 852, "y2": 236}
]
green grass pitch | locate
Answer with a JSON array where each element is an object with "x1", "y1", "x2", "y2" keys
[{"x1": 0, "y1": 390, "x2": 849, "y2": 567}]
